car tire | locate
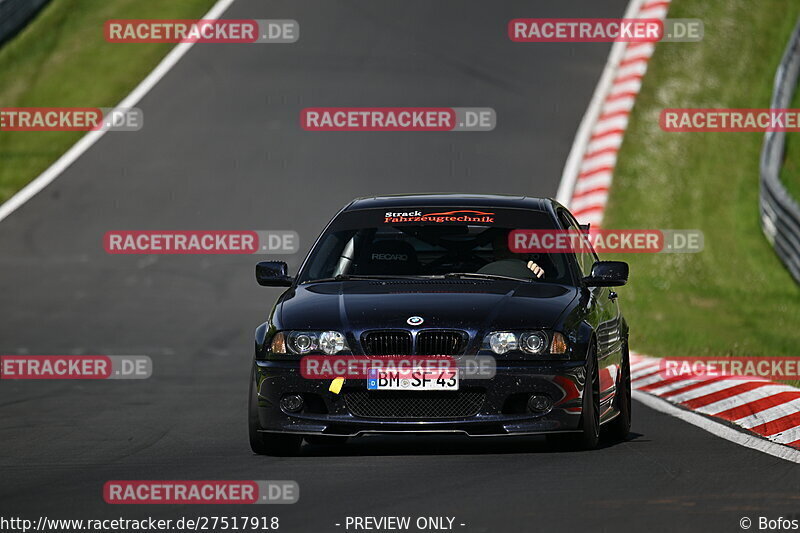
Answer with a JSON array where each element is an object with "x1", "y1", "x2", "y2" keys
[
  {"x1": 548, "y1": 343, "x2": 600, "y2": 450},
  {"x1": 248, "y1": 369, "x2": 302, "y2": 456},
  {"x1": 576, "y1": 343, "x2": 601, "y2": 449},
  {"x1": 606, "y1": 341, "x2": 631, "y2": 442}
]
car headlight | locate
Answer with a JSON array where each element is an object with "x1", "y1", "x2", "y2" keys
[
  {"x1": 292, "y1": 332, "x2": 316, "y2": 353},
  {"x1": 482, "y1": 331, "x2": 568, "y2": 356},
  {"x1": 270, "y1": 331, "x2": 350, "y2": 355},
  {"x1": 318, "y1": 331, "x2": 346, "y2": 355},
  {"x1": 487, "y1": 332, "x2": 518, "y2": 354},
  {"x1": 520, "y1": 331, "x2": 547, "y2": 354}
]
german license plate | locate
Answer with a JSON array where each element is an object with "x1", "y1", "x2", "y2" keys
[{"x1": 367, "y1": 367, "x2": 459, "y2": 391}]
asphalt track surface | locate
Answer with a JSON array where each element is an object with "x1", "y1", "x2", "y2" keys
[{"x1": 0, "y1": 1, "x2": 798, "y2": 532}]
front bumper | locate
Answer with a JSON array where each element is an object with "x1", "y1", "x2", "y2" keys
[{"x1": 253, "y1": 359, "x2": 588, "y2": 437}]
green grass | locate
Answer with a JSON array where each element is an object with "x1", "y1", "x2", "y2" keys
[
  {"x1": 0, "y1": 0, "x2": 216, "y2": 202},
  {"x1": 603, "y1": 0, "x2": 800, "y2": 359}
]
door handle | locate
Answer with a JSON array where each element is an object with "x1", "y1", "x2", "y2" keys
[{"x1": 608, "y1": 291, "x2": 618, "y2": 301}]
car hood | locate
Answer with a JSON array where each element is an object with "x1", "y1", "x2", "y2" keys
[{"x1": 275, "y1": 279, "x2": 578, "y2": 332}]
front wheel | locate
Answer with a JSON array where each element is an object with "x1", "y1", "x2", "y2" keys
[
  {"x1": 248, "y1": 369, "x2": 302, "y2": 456},
  {"x1": 606, "y1": 342, "x2": 631, "y2": 442},
  {"x1": 547, "y1": 343, "x2": 600, "y2": 450}
]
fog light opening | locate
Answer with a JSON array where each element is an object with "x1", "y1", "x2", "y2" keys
[
  {"x1": 280, "y1": 393, "x2": 304, "y2": 413},
  {"x1": 527, "y1": 394, "x2": 552, "y2": 413}
]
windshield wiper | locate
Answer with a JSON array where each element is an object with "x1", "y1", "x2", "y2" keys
[
  {"x1": 303, "y1": 274, "x2": 430, "y2": 283},
  {"x1": 443, "y1": 272, "x2": 534, "y2": 283}
]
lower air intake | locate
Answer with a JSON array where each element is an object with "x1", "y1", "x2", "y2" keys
[{"x1": 345, "y1": 390, "x2": 484, "y2": 419}]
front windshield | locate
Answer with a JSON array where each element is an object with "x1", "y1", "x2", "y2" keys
[{"x1": 297, "y1": 207, "x2": 574, "y2": 284}]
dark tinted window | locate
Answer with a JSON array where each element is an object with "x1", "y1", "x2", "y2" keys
[
  {"x1": 297, "y1": 207, "x2": 575, "y2": 284},
  {"x1": 558, "y1": 209, "x2": 597, "y2": 277}
]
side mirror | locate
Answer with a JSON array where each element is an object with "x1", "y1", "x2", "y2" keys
[
  {"x1": 256, "y1": 261, "x2": 293, "y2": 287},
  {"x1": 583, "y1": 261, "x2": 628, "y2": 287}
]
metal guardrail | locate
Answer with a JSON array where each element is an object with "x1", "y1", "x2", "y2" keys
[
  {"x1": 0, "y1": 0, "x2": 50, "y2": 46},
  {"x1": 760, "y1": 17, "x2": 800, "y2": 284}
]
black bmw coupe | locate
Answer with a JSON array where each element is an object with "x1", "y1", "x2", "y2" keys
[{"x1": 249, "y1": 194, "x2": 630, "y2": 455}]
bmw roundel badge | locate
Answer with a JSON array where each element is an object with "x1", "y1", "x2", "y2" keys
[{"x1": 407, "y1": 316, "x2": 424, "y2": 326}]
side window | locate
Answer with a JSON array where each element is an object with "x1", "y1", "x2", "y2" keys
[
  {"x1": 307, "y1": 232, "x2": 349, "y2": 279},
  {"x1": 558, "y1": 210, "x2": 597, "y2": 277}
]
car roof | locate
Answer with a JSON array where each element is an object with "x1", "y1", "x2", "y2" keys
[{"x1": 345, "y1": 194, "x2": 558, "y2": 212}]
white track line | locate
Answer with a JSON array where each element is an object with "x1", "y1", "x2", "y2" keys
[
  {"x1": 556, "y1": 0, "x2": 646, "y2": 205},
  {"x1": 633, "y1": 391, "x2": 800, "y2": 464},
  {"x1": 0, "y1": 0, "x2": 238, "y2": 224}
]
